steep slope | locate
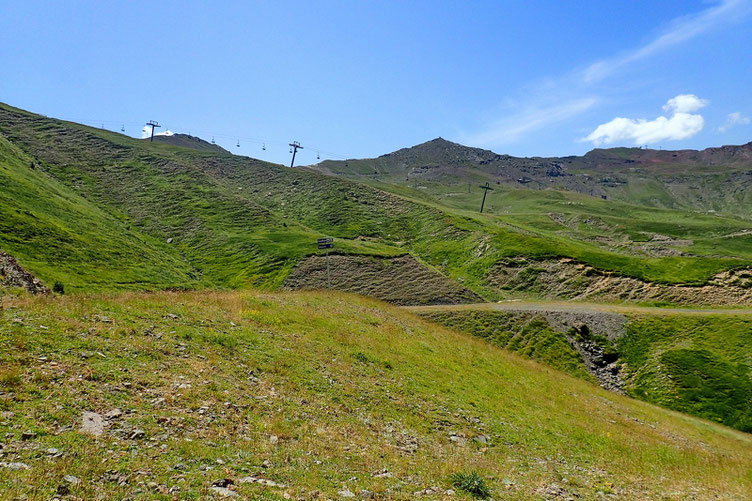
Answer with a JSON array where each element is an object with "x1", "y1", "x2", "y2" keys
[
  {"x1": 282, "y1": 254, "x2": 482, "y2": 305},
  {"x1": 414, "y1": 303, "x2": 752, "y2": 432},
  {"x1": 3, "y1": 102, "x2": 752, "y2": 303},
  {"x1": 0, "y1": 132, "x2": 198, "y2": 291},
  {"x1": 1, "y1": 290, "x2": 750, "y2": 499},
  {"x1": 0, "y1": 103, "x2": 465, "y2": 296}
]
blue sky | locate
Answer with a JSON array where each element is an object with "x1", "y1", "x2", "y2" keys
[{"x1": 2, "y1": 0, "x2": 751, "y2": 165}]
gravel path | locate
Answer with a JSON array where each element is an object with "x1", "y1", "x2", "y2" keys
[{"x1": 404, "y1": 300, "x2": 752, "y2": 316}]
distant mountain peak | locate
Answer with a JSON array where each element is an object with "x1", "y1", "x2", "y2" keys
[{"x1": 380, "y1": 137, "x2": 500, "y2": 165}]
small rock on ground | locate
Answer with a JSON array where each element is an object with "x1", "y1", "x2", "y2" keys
[
  {"x1": 210, "y1": 486, "x2": 239, "y2": 497},
  {"x1": 0, "y1": 462, "x2": 30, "y2": 470},
  {"x1": 63, "y1": 475, "x2": 82, "y2": 485},
  {"x1": 80, "y1": 411, "x2": 104, "y2": 436}
]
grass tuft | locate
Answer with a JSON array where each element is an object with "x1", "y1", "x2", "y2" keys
[{"x1": 450, "y1": 471, "x2": 492, "y2": 499}]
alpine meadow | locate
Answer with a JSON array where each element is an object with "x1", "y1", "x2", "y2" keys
[{"x1": 2, "y1": 1, "x2": 752, "y2": 500}]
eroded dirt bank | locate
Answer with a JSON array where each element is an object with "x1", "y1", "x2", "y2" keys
[
  {"x1": 283, "y1": 254, "x2": 483, "y2": 305},
  {"x1": 489, "y1": 257, "x2": 752, "y2": 306}
]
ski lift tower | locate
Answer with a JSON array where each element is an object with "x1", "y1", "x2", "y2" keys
[
  {"x1": 145, "y1": 120, "x2": 161, "y2": 142},
  {"x1": 289, "y1": 141, "x2": 303, "y2": 168}
]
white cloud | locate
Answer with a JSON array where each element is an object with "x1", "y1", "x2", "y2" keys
[
  {"x1": 718, "y1": 112, "x2": 751, "y2": 132},
  {"x1": 141, "y1": 126, "x2": 174, "y2": 139},
  {"x1": 582, "y1": 0, "x2": 749, "y2": 83},
  {"x1": 663, "y1": 94, "x2": 709, "y2": 114},
  {"x1": 583, "y1": 94, "x2": 707, "y2": 146},
  {"x1": 464, "y1": 97, "x2": 598, "y2": 146},
  {"x1": 464, "y1": 0, "x2": 750, "y2": 148}
]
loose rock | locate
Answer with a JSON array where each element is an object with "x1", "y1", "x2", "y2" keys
[
  {"x1": 210, "y1": 486, "x2": 239, "y2": 498},
  {"x1": 104, "y1": 408, "x2": 123, "y2": 420},
  {"x1": 63, "y1": 475, "x2": 82, "y2": 485},
  {"x1": 0, "y1": 461, "x2": 30, "y2": 470},
  {"x1": 79, "y1": 411, "x2": 104, "y2": 436},
  {"x1": 129, "y1": 429, "x2": 145, "y2": 439},
  {"x1": 21, "y1": 431, "x2": 37, "y2": 440}
]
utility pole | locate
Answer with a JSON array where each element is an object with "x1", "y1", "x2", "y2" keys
[
  {"x1": 145, "y1": 120, "x2": 160, "y2": 142},
  {"x1": 289, "y1": 141, "x2": 303, "y2": 168},
  {"x1": 479, "y1": 182, "x2": 494, "y2": 213}
]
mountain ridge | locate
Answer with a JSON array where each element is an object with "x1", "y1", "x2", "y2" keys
[{"x1": 312, "y1": 136, "x2": 752, "y2": 216}]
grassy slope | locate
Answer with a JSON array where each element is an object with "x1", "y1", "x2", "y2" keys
[
  {"x1": 1, "y1": 290, "x2": 751, "y2": 500},
  {"x1": 3, "y1": 102, "x2": 752, "y2": 299},
  {"x1": 619, "y1": 314, "x2": 752, "y2": 432},
  {"x1": 409, "y1": 306, "x2": 752, "y2": 433},
  {"x1": 0, "y1": 104, "x2": 409, "y2": 292},
  {"x1": 343, "y1": 178, "x2": 752, "y2": 285},
  {"x1": 415, "y1": 310, "x2": 594, "y2": 382},
  {"x1": 0, "y1": 135, "x2": 198, "y2": 290}
]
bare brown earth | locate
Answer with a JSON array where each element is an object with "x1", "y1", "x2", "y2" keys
[
  {"x1": 282, "y1": 254, "x2": 483, "y2": 305},
  {"x1": 489, "y1": 256, "x2": 752, "y2": 306},
  {"x1": 0, "y1": 250, "x2": 48, "y2": 294}
]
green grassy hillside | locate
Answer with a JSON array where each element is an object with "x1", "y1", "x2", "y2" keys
[
  {"x1": 0, "y1": 134, "x2": 198, "y2": 290},
  {"x1": 413, "y1": 309, "x2": 594, "y2": 382},
  {"x1": 3, "y1": 103, "x2": 752, "y2": 300},
  {"x1": 1, "y1": 290, "x2": 750, "y2": 499},
  {"x1": 313, "y1": 137, "x2": 752, "y2": 218},
  {"x1": 414, "y1": 306, "x2": 752, "y2": 433},
  {"x1": 619, "y1": 314, "x2": 752, "y2": 432},
  {"x1": 0, "y1": 103, "x2": 412, "y2": 292}
]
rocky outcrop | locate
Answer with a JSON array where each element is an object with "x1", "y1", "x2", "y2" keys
[
  {"x1": 564, "y1": 323, "x2": 624, "y2": 393},
  {"x1": 0, "y1": 250, "x2": 49, "y2": 294}
]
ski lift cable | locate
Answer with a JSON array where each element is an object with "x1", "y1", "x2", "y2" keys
[{"x1": 55, "y1": 116, "x2": 352, "y2": 160}]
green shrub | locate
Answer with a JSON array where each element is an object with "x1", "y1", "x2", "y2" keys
[
  {"x1": 450, "y1": 471, "x2": 492, "y2": 499},
  {"x1": 353, "y1": 351, "x2": 378, "y2": 364},
  {"x1": 52, "y1": 281, "x2": 64, "y2": 294}
]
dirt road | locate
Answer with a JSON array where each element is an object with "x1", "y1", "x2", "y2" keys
[{"x1": 404, "y1": 300, "x2": 752, "y2": 316}]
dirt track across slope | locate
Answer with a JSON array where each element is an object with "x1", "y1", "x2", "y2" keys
[{"x1": 405, "y1": 300, "x2": 752, "y2": 317}]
